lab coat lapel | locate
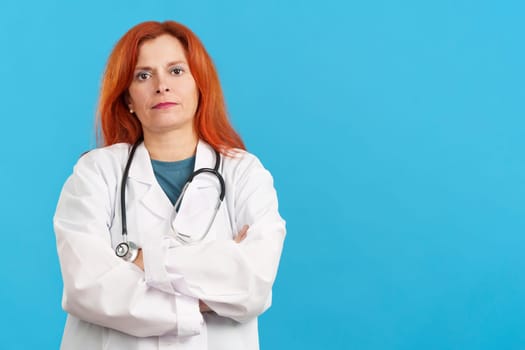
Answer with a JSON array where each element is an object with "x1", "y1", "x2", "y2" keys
[
  {"x1": 193, "y1": 140, "x2": 217, "y2": 171},
  {"x1": 173, "y1": 141, "x2": 220, "y2": 241},
  {"x1": 126, "y1": 143, "x2": 173, "y2": 221}
]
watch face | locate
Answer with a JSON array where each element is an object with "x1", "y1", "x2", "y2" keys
[{"x1": 115, "y1": 242, "x2": 129, "y2": 257}]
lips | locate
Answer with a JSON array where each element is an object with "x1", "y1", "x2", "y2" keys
[{"x1": 152, "y1": 102, "x2": 178, "y2": 109}]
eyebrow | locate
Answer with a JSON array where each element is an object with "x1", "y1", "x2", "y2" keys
[{"x1": 134, "y1": 61, "x2": 188, "y2": 71}]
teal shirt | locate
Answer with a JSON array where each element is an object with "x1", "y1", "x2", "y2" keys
[{"x1": 151, "y1": 156, "x2": 196, "y2": 205}]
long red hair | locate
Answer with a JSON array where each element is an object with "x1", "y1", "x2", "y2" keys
[{"x1": 97, "y1": 20, "x2": 245, "y2": 153}]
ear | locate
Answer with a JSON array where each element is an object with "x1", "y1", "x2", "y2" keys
[{"x1": 124, "y1": 92, "x2": 133, "y2": 111}]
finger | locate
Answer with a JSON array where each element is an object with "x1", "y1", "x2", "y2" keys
[
  {"x1": 199, "y1": 300, "x2": 210, "y2": 312},
  {"x1": 234, "y1": 232, "x2": 243, "y2": 243},
  {"x1": 235, "y1": 225, "x2": 249, "y2": 243},
  {"x1": 239, "y1": 224, "x2": 249, "y2": 236},
  {"x1": 238, "y1": 231, "x2": 247, "y2": 242}
]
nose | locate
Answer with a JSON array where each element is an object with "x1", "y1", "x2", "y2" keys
[{"x1": 155, "y1": 75, "x2": 170, "y2": 94}]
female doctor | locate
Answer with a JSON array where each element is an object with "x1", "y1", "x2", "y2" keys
[{"x1": 54, "y1": 20, "x2": 286, "y2": 350}]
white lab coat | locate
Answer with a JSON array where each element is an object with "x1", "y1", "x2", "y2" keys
[{"x1": 54, "y1": 140, "x2": 286, "y2": 350}]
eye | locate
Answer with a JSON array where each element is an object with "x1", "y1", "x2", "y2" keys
[
  {"x1": 170, "y1": 66, "x2": 185, "y2": 76},
  {"x1": 135, "y1": 71, "x2": 151, "y2": 81}
]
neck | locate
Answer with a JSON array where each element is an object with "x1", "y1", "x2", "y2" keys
[{"x1": 143, "y1": 129, "x2": 198, "y2": 161}]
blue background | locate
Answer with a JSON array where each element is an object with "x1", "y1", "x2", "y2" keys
[{"x1": 1, "y1": 0, "x2": 524, "y2": 349}]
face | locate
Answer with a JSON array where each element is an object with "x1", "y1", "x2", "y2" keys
[{"x1": 127, "y1": 34, "x2": 199, "y2": 137}]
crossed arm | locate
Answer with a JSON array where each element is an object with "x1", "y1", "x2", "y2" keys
[
  {"x1": 55, "y1": 150, "x2": 285, "y2": 337},
  {"x1": 132, "y1": 225, "x2": 250, "y2": 312}
]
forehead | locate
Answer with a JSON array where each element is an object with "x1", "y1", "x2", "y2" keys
[{"x1": 136, "y1": 34, "x2": 187, "y2": 65}]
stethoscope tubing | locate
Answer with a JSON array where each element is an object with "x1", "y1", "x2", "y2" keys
[
  {"x1": 120, "y1": 138, "x2": 142, "y2": 243},
  {"x1": 117, "y1": 139, "x2": 225, "y2": 258}
]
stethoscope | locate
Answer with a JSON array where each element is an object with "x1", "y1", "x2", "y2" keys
[{"x1": 115, "y1": 139, "x2": 226, "y2": 262}]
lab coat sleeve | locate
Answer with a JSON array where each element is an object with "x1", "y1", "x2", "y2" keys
[
  {"x1": 143, "y1": 153, "x2": 286, "y2": 322},
  {"x1": 54, "y1": 152, "x2": 203, "y2": 338}
]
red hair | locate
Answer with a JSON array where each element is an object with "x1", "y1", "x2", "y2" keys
[{"x1": 97, "y1": 20, "x2": 245, "y2": 153}]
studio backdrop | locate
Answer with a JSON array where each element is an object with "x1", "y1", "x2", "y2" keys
[{"x1": 0, "y1": 0, "x2": 524, "y2": 349}]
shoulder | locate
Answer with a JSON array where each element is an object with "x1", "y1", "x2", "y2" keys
[
  {"x1": 78, "y1": 143, "x2": 130, "y2": 164},
  {"x1": 221, "y1": 148, "x2": 274, "y2": 184},
  {"x1": 222, "y1": 148, "x2": 262, "y2": 170},
  {"x1": 74, "y1": 143, "x2": 131, "y2": 178},
  {"x1": 57, "y1": 143, "x2": 132, "y2": 202}
]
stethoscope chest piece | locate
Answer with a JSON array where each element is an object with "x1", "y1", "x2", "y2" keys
[{"x1": 115, "y1": 241, "x2": 139, "y2": 262}]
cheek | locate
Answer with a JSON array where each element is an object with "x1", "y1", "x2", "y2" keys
[
  {"x1": 178, "y1": 77, "x2": 198, "y2": 98},
  {"x1": 185, "y1": 83, "x2": 199, "y2": 106},
  {"x1": 129, "y1": 85, "x2": 150, "y2": 108}
]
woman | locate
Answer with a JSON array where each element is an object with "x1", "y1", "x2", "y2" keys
[{"x1": 54, "y1": 20, "x2": 286, "y2": 350}]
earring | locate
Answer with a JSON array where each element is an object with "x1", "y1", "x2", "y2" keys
[{"x1": 129, "y1": 109, "x2": 134, "y2": 114}]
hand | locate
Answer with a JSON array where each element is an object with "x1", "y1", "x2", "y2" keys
[
  {"x1": 199, "y1": 300, "x2": 212, "y2": 312},
  {"x1": 234, "y1": 224, "x2": 249, "y2": 243},
  {"x1": 133, "y1": 249, "x2": 144, "y2": 271}
]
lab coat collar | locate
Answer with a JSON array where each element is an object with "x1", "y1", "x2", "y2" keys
[
  {"x1": 194, "y1": 140, "x2": 219, "y2": 172},
  {"x1": 127, "y1": 140, "x2": 217, "y2": 184},
  {"x1": 126, "y1": 140, "x2": 218, "y2": 220}
]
